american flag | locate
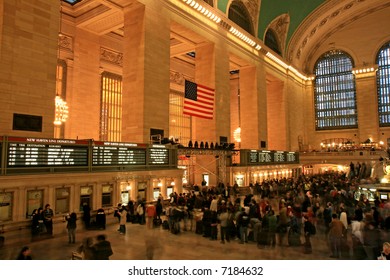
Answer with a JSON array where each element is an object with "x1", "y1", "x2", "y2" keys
[{"x1": 183, "y1": 80, "x2": 215, "y2": 119}]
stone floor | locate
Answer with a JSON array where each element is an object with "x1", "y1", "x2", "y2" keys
[{"x1": 0, "y1": 219, "x2": 346, "y2": 260}]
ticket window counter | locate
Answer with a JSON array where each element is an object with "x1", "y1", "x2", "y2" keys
[
  {"x1": 167, "y1": 186, "x2": 173, "y2": 199},
  {"x1": 102, "y1": 185, "x2": 113, "y2": 207},
  {"x1": 137, "y1": 182, "x2": 147, "y2": 202},
  {"x1": 55, "y1": 187, "x2": 70, "y2": 215},
  {"x1": 153, "y1": 188, "x2": 160, "y2": 201},
  {"x1": 26, "y1": 190, "x2": 43, "y2": 218},
  {"x1": 0, "y1": 192, "x2": 12, "y2": 222},
  {"x1": 80, "y1": 186, "x2": 92, "y2": 211}
]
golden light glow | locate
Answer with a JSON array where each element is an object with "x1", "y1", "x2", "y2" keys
[
  {"x1": 54, "y1": 95, "x2": 69, "y2": 125},
  {"x1": 233, "y1": 127, "x2": 241, "y2": 143}
]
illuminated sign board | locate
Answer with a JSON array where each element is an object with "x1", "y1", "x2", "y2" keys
[
  {"x1": 243, "y1": 149, "x2": 299, "y2": 165},
  {"x1": 148, "y1": 146, "x2": 169, "y2": 165},
  {"x1": 7, "y1": 137, "x2": 89, "y2": 167},
  {"x1": 92, "y1": 141, "x2": 146, "y2": 165}
]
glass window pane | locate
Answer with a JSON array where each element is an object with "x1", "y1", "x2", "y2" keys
[
  {"x1": 377, "y1": 42, "x2": 390, "y2": 126},
  {"x1": 314, "y1": 50, "x2": 357, "y2": 130},
  {"x1": 169, "y1": 90, "x2": 191, "y2": 146},
  {"x1": 100, "y1": 72, "x2": 122, "y2": 141}
]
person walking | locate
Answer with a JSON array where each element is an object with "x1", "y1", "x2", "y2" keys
[
  {"x1": 65, "y1": 212, "x2": 77, "y2": 244},
  {"x1": 93, "y1": 234, "x2": 113, "y2": 260},
  {"x1": 119, "y1": 205, "x2": 127, "y2": 234},
  {"x1": 328, "y1": 213, "x2": 344, "y2": 258}
]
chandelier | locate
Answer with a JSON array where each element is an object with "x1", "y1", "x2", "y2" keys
[{"x1": 54, "y1": 95, "x2": 69, "y2": 125}]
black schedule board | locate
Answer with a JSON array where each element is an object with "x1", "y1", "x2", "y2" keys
[
  {"x1": 285, "y1": 151, "x2": 299, "y2": 163},
  {"x1": 148, "y1": 146, "x2": 169, "y2": 165},
  {"x1": 92, "y1": 141, "x2": 146, "y2": 165},
  {"x1": 243, "y1": 149, "x2": 299, "y2": 165},
  {"x1": 258, "y1": 150, "x2": 273, "y2": 163},
  {"x1": 7, "y1": 137, "x2": 89, "y2": 167}
]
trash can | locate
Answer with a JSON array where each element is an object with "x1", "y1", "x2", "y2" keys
[{"x1": 95, "y1": 209, "x2": 106, "y2": 229}]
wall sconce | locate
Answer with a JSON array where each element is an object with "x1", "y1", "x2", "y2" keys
[
  {"x1": 171, "y1": 180, "x2": 175, "y2": 186},
  {"x1": 157, "y1": 180, "x2": 163, "y2": 187}
]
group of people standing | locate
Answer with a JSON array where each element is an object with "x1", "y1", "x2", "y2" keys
[{"x1": 31, "y1": 204, "x2": 54, "y2": 239}]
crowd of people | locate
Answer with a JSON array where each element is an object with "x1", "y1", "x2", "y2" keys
[
  {"x1": 19, "y1": 170, "x2": 390, "y2": 260},
  {"x1": 153, "y1": 171, "x2": 390, "y2": 260}
]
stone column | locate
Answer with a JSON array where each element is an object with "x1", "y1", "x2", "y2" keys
[
  {"x1": 355, "y1": 71, "x2": 379, "y2": 142},
  {"x1": 122, "y1": 2, "x2": 170, "y2": 143},
  {"x1": 190, "y1": 43, "x2": 216, "y2": 185},
  {"x1": 240, "y1": 65, "x2": 267, "y2": 150},
  {"x1": 69, "y1": 29, "x2": 100, "y2": 140}
]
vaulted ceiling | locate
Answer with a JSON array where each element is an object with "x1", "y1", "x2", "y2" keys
[{"x1": 60, "y1": 0, "x2": 390, "y2": 74}]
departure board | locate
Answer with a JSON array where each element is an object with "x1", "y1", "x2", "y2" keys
[
  {"x1": 148, "y1": 146, "x2": 169, "y2": 165},
  {"x1": 285, "y1": 151, "x2": 299, "y2": 163},
  {"x1": 273, "y1": 151, "x2": 285, "y2": 163},
  {"x1": 258, "y1": 150, "x2": 273, "y2": 163},
  {"x1": 248, "y1": 150, "x2": 259, "y2": 163},
  {"x1": 7, "y1": 137, "x2": 89, "y2": 167},
  {"x1": 243, "y1": 149, "x2": 299, "y2": 165},
  {"x1": 92, "y1": 141, "x2": 146, "y2": 165}
]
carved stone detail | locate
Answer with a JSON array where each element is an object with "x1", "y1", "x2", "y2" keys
[
  {"x1": 288, "y1": 0, "x2": 368, "y2": 63},
  {"x1": 58, "y1": 33, "x2": 73, "y2": 53},
  {"x1": 267, "y1": 13, "x2": 290, "y2": 56},
  {"x1": 243, "y1": 0, "x2": 260, "y2": 34},
  {"x1": 100, "y1": 47, "x2": 123, "y2": 67},
  {"x1": 169, "y1": 70, "x2": 193, "y2": 86}
]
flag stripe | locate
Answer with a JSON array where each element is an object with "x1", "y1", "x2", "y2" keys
[{"x1": 183, "y1": 80, "x2": 215, "y2": 119}]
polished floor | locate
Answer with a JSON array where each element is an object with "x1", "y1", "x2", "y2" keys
[{"x1": 0, "y1": 218, "x2": 348, "y2": 260}]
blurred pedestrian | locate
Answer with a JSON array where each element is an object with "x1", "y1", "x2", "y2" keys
[
  {"x1": 16, "y1": 246, "x2": 32, "y2": 260},
  {"x1": 82, "y1": 203, "x2": 91, "y2": 229},
  {"x1": 65, "y1": 212, "x2": 77, "y2": 244},
  {"x1": 93, "y1": 234, "x2": 113, "y2": 260},
  {"x1": 119, "y1": 205, "x2": 127, "y2": 234}
]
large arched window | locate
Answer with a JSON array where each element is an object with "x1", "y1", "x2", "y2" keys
[
  {"x1": 376, "y1": 41, "x2": 390, "y2": 126},
  {"x1": 314, "y1": 50, "x2": 357, "y2": 130},
  {"x1": 228, "y1": 1, "x2": 253, "y2": 35}
]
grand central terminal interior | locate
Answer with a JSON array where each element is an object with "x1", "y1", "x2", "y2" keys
[{"x1": 0, "y1": 0, "x2": 390, "y2": 260}]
